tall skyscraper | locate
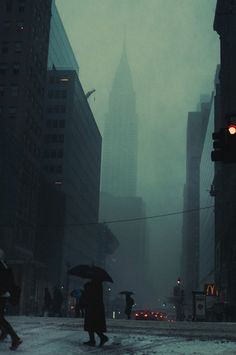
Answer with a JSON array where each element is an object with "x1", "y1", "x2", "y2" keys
[
  {"x1": 100, "y1": 46, "x2": 149, "y2": 306},
  {"x1": 0, "y1": 0, "x2": 52, "y2": 313},
  {"x1": 101, "y1": 44, "x2": 138, "y2": 197}
]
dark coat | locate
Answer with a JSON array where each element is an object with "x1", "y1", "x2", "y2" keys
[
  {"x1": 83, "y1": 280, "x2": 106, "y2": 333},
  {"x1": 125, "y1": 295, "x2": 134, "y2": 315},
  {"x1": 0, "y1": 261, "x2": 15, "y2": 296}
]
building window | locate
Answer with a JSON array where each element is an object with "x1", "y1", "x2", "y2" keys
[
  {"x1": 60, "y1": 105, "x2": 66, "y2": 113},
  {"x1": 57, "y1": 149, "x2": 63, "y2": 158},
  {"x1": 55, "y1": 166, "x2": 62, "y2": 174},
  {"x1": 6, "y1": 0, "x2": 13, "y2": 12},
  {"x1": 11, "y1": 85, "x2": 19, "y2": 96},
  {"x1": 46, "y1": 120, "x2": 52, "y2": 128},
  {"x1": 4, "y1": 21, "x2": 11, "y2": 30},
  {"x1": 15, "y1": 42, "x2": 22, "y2": 53},
  {"x1": 43, "y1": 150, "x2": 49, "y2": 159},
  {"x1": 13, "y1": 63, "x2": 20, "y2": 75},
  {"x1": 0, "y1": 86, "x2": 5, "y2": 96},
  {"x1": 18, "y1": 0, "x2": 25, "y2": 12},
  {"x1": 49, "y1": 165, "x2": 55, "y2": 173},
  {"x1": 49, "y1": 76, "x2": 55, "y2": 84},
  {"x1": 58, "y1": 135, "x2": 64, "y2": 143},
  {"x1": 8, "y1": 106, "x2": 17, "y2": 114},
  {"x1": 51, "y1": 149, "x2": 56, "y2": 158},
  {"x1": 0, "y1": 63, "x2": 7, "y2": 75},
  {"x1": 1, "y1": 42, "x2": 9, "y2": 54},
  {"x1": 61, "y1": 90, "x2": 67, "y2": 98},
  {"x1": 58, "y1": 120, "x2": 65, "y2": 128}
]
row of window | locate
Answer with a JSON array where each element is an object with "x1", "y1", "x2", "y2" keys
[
  {"x1": 48, "y1": 90, "x2": 67, "y2": 99},
  {"x1": 1, "y1": 41, "x2": 23, "y2": 54},
  {"x1": 43, "y1": 149, "x2": 64, "y2": 159},
  {"x1": 0, "y1": 85, "x2": 19, "y2": 96},
  {"x1": 46, "y1": 119, "x2": 65, "y2": 129},
  {"x1": 44, "y1": 134, "x2": 64, "y2": 144},
  {"x1": 3, "y1": 21, "x2": 25, "y2": 32},
  {"x1": 0, "y1": 106, "x2": 17, "y2": 114},
  {"x1": 49, "y1": 76, "x2": 70, "y2": 84},
  {"x1": 43, "y1": 165, "x2": 63, "y2": 174},
  {"x1": 47, "y1": 105, "x2": 66, "y2": 114},
  {"x1": 0, "y1": 63, "x2": 20, "y2": 75},
  {"x1": 5, "y1": 0, "x2": 26, "y2": 13}
]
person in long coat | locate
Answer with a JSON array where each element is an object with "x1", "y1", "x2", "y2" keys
[
  {"x1": 83, "y1": 279, "x2": 108, "y2": 347},
  {"x1": 43, "y1": 287, "x2": 52, "y2": 316},
  {"x1": 125, "y1": 294, "x2": 134, "y2": 319},
  {"x1": 0, "y1": 249, "x2": 22, "y2": 350}
]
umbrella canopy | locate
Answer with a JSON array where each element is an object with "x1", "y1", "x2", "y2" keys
[
  {"x1": 120, "y1": 291, "x2": 134, "y2": 295},
  {"x1": 68, "y1": 264, "x2": 113, "y2": 283}
]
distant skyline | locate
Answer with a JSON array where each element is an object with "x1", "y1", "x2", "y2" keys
[{"x1": 55, "y1": 0, "x2": 219, "y2": 297}]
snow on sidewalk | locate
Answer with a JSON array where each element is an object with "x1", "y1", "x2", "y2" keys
[{"x1": 1, "y1": 317, "x2": 236, "y2": 354}]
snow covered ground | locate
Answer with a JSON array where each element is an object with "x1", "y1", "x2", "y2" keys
[{"x1": 1, "y1": 317, "x2": 236, "y2": 354}]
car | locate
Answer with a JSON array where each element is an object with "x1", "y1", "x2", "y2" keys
[
  {"x1": 156, "y1": 311, "x2": 167, "y2": 321},
  {"x1": 134, "y1": 310, "x2": 167, "y2": 321},
  {"x1": 134, "y1": 310, "x2": 152, "y2": 320}
]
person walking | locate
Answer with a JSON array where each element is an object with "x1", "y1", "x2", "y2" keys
[
  {"x1": 43, "y1": 288, "x2": 52, "y2": 316},
  {"x1": 70, "y1": 289, "x2": 85, "y2": 318},
  {"x1": 83, "y1": 279, "x2": 108, "y2": 347},
  {"x1": 125, "y1": 294, "x2": 134, "y2": 319},
  {"x1": 52, "y1": 286, "x2": 64, "y2": 317},
  {"x1": 0, "y1": 249, "x2": 22, "y2": 350}
]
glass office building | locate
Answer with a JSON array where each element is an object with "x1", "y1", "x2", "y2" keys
[{"x1": 48, "y1": 0, "x2": 79, "y2": 73}]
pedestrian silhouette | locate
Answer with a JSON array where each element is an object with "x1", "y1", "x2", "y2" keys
[
  {"x1": 52, "y1": 286, "x2": 64, "y2": 317},
  {"x1": 43, "y1": 287, "x2": 52, "y2": 316},
  {"x1": 125, "y1": 294, "x2": 134, "y2": 319},
  {"x1": 70, "y1": 289, "x2": 85, "y2": 318},
  {"x1": 83, "y1": 279, "x2": 108, "y2": 347},
  {"x1": 0, "y1": 249, "x2": 22, "y2": 350},
  {"x1": 78, "y1": 289, "x2": 85, "y2": 318}
]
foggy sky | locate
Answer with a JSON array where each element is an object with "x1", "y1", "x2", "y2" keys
[{"x1": 55, "y1": 0, "x2": 219, "y2": 300}]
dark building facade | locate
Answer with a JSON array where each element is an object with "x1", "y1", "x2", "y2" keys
[
  {"x1": 181, "y1": 97, "x2": 211, "y2": 305},
  {"x1": 213, "y1": 0, "x2": 236, "y2": 312},
  {"x1": 0, "y1": 0, "x2": 52, "y2": 314},
  {"x1": 42, "y1": 69, "x2": 102, "y2": 292}
]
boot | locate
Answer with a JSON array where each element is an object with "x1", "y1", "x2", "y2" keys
[
  {"x1": 83, "y1": 340, "x2": 96, "y2": 346},
  {"x1": 10, "y1": 337, "x2": 22, "y2": 351},
  {"x1": 99, "y1": 334, "x2": 108, "y2": 347}
]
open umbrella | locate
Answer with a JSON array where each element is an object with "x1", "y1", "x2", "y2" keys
[
  {"x1": 68, "y1": 264, "x2": 113, "y2": 283},
  {"x1": 120, "y1": 291, "x2": 134, "y2": 295}
]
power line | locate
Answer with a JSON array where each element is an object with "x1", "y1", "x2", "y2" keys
[
  {"x1": 101, "y1": 204, "x2": 215, "y2": 225},
  {"x1": 0, "y1": 203, "x2": 225, "y2": 228},
  {"x1": 32, "y1": 204, "x2": 215, "y2": 228}
]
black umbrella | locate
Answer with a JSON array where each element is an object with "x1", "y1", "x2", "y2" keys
[
  {"x1": 68, "y1": 264, "x2": 113, "y2": 283},
  {"x1": 120, "y1": 291, "x2": 134, "y2": 295}
]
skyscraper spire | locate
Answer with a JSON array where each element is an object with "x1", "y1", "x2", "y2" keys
[{"x1": 101, "y1": 45, "x2": 138, "y2": 197}]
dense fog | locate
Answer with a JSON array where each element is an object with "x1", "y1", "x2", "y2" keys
[{"x1": 56, "y1": 0, "x2": 219, "y2": 305}]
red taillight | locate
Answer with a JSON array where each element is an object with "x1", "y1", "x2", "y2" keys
[
  {"x1": 144, "y1": 314, "x2": 148, "y2": 317},
  {"x1": 135, "y1": 313, "x2": 139, "y2": 316}
]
